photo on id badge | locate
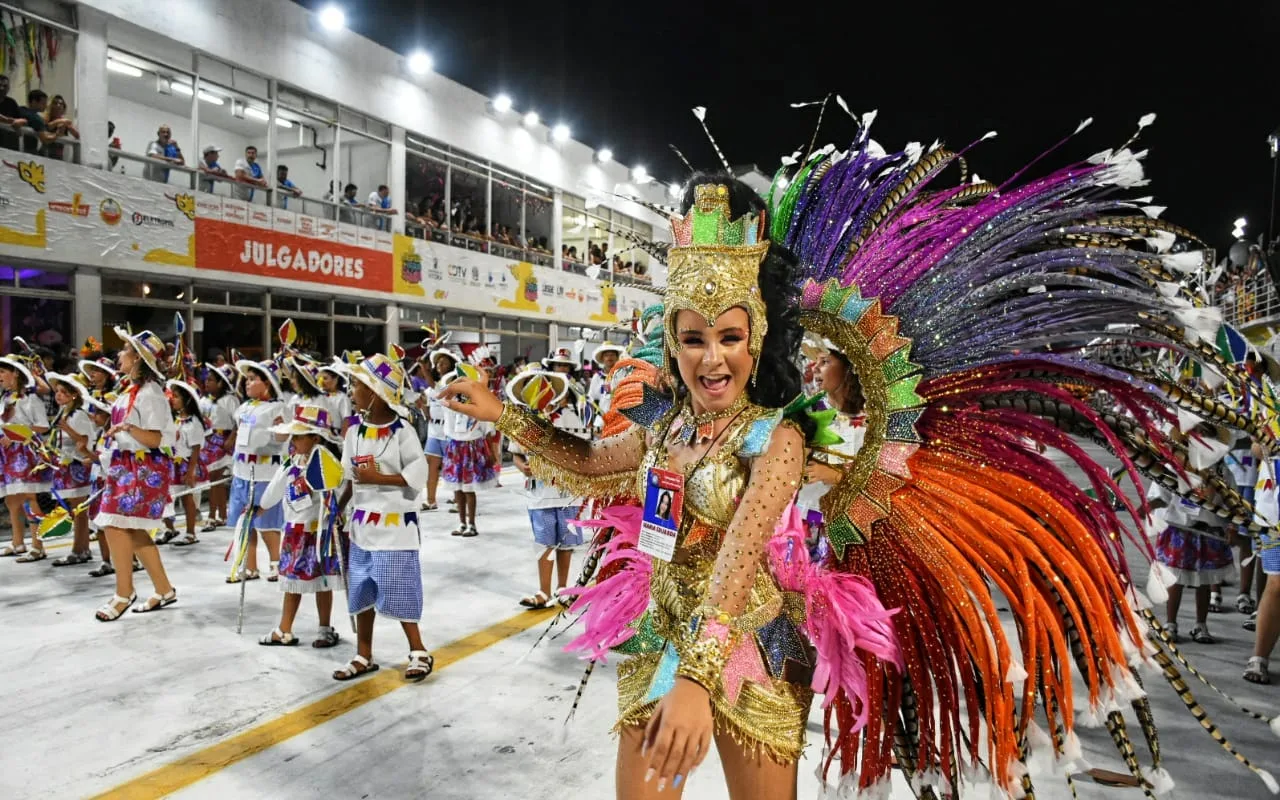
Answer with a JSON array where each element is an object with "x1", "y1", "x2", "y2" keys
[{"x1": 640, "y1": 467, "x2": 683, "y2": 561}]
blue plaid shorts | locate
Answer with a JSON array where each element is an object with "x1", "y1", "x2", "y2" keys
[
  {"x1": 347, "y1": 541, "x2": 423, "y2": 622},
  {"x1": 227, "y1": 476, "x2": 284, "y2": 531},
  {"x1": 529, "y1": 506, "x2": 582, "y2": 550}
]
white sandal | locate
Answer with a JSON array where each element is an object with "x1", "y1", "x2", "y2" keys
[
  {"x1": 259, "y1": 627, "x2": 299, "y2": 646},
  {"x1": 333, "y1": 654, "x2": 379, "y2": 681},
  {"x1": 132, "y1": 589, "x2": 177, "y2": 613},
  {"x1": 0, "y1": 544, "x2": 27, "y2": 557},
  {"x1": 96, "y1": 592, "x2": 137, "y2": 622},
  {"x1": 405, "y1": 650, "x2": 434, "y2": 682}
]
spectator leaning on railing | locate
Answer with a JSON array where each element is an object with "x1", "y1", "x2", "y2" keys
[
  {"x1": 276, "y1": 164, "x2": 302, "y2": 209},
  {"x1": 42, "y1": 94, "x2": 78, "y2": 160},
  {"x1": 144, "y1": 125, "x2": 184, "y2": 183},
  {"x1": 367, "y1": 184, "x2": 397, "y2": 230},
  {"x1": 198, "y1": 145, "x2": 228, "y2": 192},
  {"x1": 233, "y1": 145, "x2": 268, "y2": 202},
  {"x1": 12, "y1": 90, "x2": 50, "y2": 152},
  {"x1": 0, "y1": 75, "x2": 21, "y2": 150}
]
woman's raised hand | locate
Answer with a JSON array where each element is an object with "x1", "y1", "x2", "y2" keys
[{"x1": 437, "y1": 377, "x2": 503, "y2": 423}]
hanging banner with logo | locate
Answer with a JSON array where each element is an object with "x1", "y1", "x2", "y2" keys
[
  {"x1": 393, "y1": 234, "x2": 660, "y2": 328},
  {"x1": 0, "y1": 153, "x2": 195, "y2": 268},
  {"x1": 194, "y1": 196, "x2": 393, "y2": 292}
]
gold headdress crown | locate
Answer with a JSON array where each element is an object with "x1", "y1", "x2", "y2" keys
[{"x1": 663, "y1": 184, "x2": 770, "y2": 375}]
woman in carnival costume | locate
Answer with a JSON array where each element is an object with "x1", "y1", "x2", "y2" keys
[
  {"x1": 333, "y1": 353, "x2": 433, "y2": 682},
  {"x1": 443, "y1": 117, "x2": 1280, "y2": 799},
  {"x1": 0, "y1": 355, "x2": 51, "y2": 559},
  {"x1": 39, "y1": 372, "x2": 97, "y2": 565},
  {"x1": 93, "y1": 328, "x2": 178, "y2": 620},
  {"x1": 227, "y1": 360, "x2": 289, "y2": 582},
  {"x1": 198, "y1": 363, "x2": 238, "y2": 532},
  {"x1": 259, "y1": 403, "x2": 344, "y2": 649}
]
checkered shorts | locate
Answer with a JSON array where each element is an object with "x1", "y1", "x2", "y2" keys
[
  {"x1": 346, "y1": 541, "x2": 423, "y2": 622},
  {"x1": 529, "y1": 506, "x2": 582, "y2": 550}
]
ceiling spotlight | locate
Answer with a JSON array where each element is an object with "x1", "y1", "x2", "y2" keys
[
  {"x1": 318, "y1": 4, "x2": 345, "y2": 31},
  {"x1": 491, "y1": 94, "x2": 512, "y2": 113},
  {"x1": 522, "y1": 111, "x2": 539, "y2": 128},
  {"x1": 1234, "y1": 216, "x2": 1248, "y2": 228},
  {"x1": 551, "y1": 123, "x2": 571, "y2": 144},
  {"x1": 631, "y1": 165, "x2": 649, "y2": 184},
  {"x1": 667, "y1": 182, "x2": 682, "y2": 199},
  {"x1": 595, "y1": 148, "x2": 613, "y2": 164},
  {"x1": 407, "y1": 50, "x2": 432, "y2": 75}
]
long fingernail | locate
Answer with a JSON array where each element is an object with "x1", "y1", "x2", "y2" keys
[
  {"x1": 657, "y1": 777, "x2": 666, "y2": 792},
  {"x1": 644, "y1": 768, "x2": 655, "y2": 783},
  {"x1": 673, "y1": 774, "x2": 684, "y2": 788}
]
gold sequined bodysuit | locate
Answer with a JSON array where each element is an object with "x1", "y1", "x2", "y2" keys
[{"x1": 496, "y1": 400, "x2": 812, "y2": 763}]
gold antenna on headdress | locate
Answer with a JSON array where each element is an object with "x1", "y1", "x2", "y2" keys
[{"x1": 691, "y1": 107, "x2": 732, "y2": 172}]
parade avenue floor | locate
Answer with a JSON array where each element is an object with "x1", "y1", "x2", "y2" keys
[{"x1": 2, "y1": 457, "x2": 1278, "y2": 799}]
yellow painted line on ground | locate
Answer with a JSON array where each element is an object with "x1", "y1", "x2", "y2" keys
[{"x1": 90, "y1": 606, "x2": 560, "y2": 800}]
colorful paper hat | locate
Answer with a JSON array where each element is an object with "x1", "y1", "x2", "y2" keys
[
  {"x1": 204, "y1": 363, "x2": 237, "y2": 392},
  {"x1": 348, "y1": 353, "x2": 409, "y2": 417},
  {"x1": 270, "y1": 403, "x2": 340, "y2": 443},
  {"x1": 318, "y1": 358, "x2": 349, "y2": 383},
  {"x1": 428, "y1": 348, "x2": 460, "y2": 368},
  {"x1": 113, "y1": 326, "x2": 168, "y2": 381},
  {"x1": 45, "y1": 371, "x2": 94, "y2": 409},
  {"x1": 287, "y1": 355, "x2": 322, "y2": 393},
  {"x1": 236, "y1": 359, "x2": 283, "y2": 399},
  {"x1": 165, "y1": 379, "x2": 202, "y2": 411},
  {"x1": 505, "y1": 369, "x2": 569, "y2": 413}
]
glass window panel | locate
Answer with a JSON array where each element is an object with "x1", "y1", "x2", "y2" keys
[
  {"x1": 524, "y1": 192, "x2": 552, "y2": 256},
  {"x1": 107, "y1": 48, "x2": 196, "y2": 187},
  {"x1": 406, "y1": 153, "x2": 448, "y2": 235},
  {"x1": 5, "y1": 295, "x2": 71, "y2": 352},
  {"x1": 492, "y1": 177, "x2": 522, "y2": 248},
  {"x1": 333, "y1": 301, "x2": 386, "y2": 320},
  {"x1": 15, "y1": 268, "x2": 71, "y2": 291},
  {"x1": 449, "y1": 167, "x2": 487, "y2": 245},
  {"x1": 272, "y1": 314, "x2": 328, "y2": 357},
  {"x1": 333, "y1": 323, "x2": 383, "y2": 356},
  {"x1": 194, "y1": 310, "x2": 265, "y2": 361}
]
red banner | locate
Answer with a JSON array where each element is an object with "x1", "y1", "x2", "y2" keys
[{"x1": 195, "y1": 218, "x2": 392, "y2": 292}]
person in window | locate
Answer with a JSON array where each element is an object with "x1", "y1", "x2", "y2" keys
[
  {"x1": 144, "y1": 125, "x2": 184, "y2": 183},
  {"x1": 234, "y1": 145, "x2": 268, "y2": 202},
  {"x1": 367, "y1": 184, "x2": 397, "y2": 230},
  {"x1": 107, "y1": 121, "x2": 122, "y2": 172},
  {"x1": 41, "y1": 94, "x2": 78, "y2": 160},
  {"x1": 0, "y1": 75, "x2": 21, "y2": 151},
  {"x1": 198, "y1": 145, "x2": 228, "y2": 193},
  {"x1": 339, "y1": 183, "x2": 360, "y2": 224},
  {"x1": 277, "y1": 164, "x2": 301, "y2": 209}
]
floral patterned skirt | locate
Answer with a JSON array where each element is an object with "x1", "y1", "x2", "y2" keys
[
  {"x1": 170, "y1": 457, "x2": 208, "y2": 499},
  {"x1": 93, "y1": 449, "x2": 172, "y2": 531},
  {"x1": 51, "y1": 460, "x2": 92, "y2": 499},
  {"x1": 200, "y1": 429, "x2": 232, "y2": 471},
  {"x1": 0, "y1": 441, "x2": 50, "y2": 497},
  {"x1": 279, "y1": 520, "x2": 344, "y2": 594},
  {"x1": 441, "y1": 438, "x2": 498, "y2": 492},
  {"x1": 1155, "y1": 525, "x2": 1234, "y2": 587}
]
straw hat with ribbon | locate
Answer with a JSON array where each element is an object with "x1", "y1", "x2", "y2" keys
[
  {"x1": 270, "y1": 403, "x2": 340, "y2": 443},
  {"x1": 77, "y1": 357, "x2": 118, "y2": 383},
  {"x1": 204, "y1": 363, "x2": 237, "y2": 393},
  {"x1": 543, "y1": 347, "x2": 577, "y2": 368},
  {"x1": 0, "y1": 355, "x2": 35, "y2": 388},
  {"x1": 592, "y1": 342, "x2": 626, "y2": 366},
  {"x1": 236, "y1": 359, "x2": 284, "y2": 399},
  {"x1": 287, "y1": 355, "x2": 322, "y2": 394},
  {"x1": 44, "y1": 371, "x2": 91, "y2": 407},
  {"x1": 113, "y1": 326, "x2": 169, "y2": 381},
  {"x1": 348, "y1": 353, "x2": 409, "y2": 417},
  {"x1": 165, "y1": 379, "x2": 202, "y2": 412}
]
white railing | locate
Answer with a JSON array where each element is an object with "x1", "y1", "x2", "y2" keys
[{"x1": 1218, "y1": 275, "x2": 1280, "y2": 329}]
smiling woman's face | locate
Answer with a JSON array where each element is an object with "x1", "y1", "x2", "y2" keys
[{"x1": 673, "y1": 307, "x2": 753, "y2": 414}]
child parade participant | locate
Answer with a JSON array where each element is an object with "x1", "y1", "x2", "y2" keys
[
  {"x1": 42, "y1": 372, "x2": 96, "y2": 565},
  {"x1": 334, "y1": 353, "x2": 433, "y2": 682},
  {"x1": 506, "y1": 368, "x2": 590, "y2": 609},
  {"x1": 78, "y1": 357, "x2": 119, "y2": 400},
  {"x1": 0, "y1": 355, "x2": 51, "y2": 559},
  {"x1": 440, "y1": 368, "x2": 497, "y2": 538},
  {"x1": 199, "y1": 364, "x2": 238, "y2": 532},
  {"x1": 84, "y1": 392, "x2": 121, "y2": 577},
  {"x1": 422, "y1": 348, "x2": 458, "y2": 511},
  {"x1": 286, "y1": 355, "x2": 321, "y2": 421},
  {"x1": 587, "y1": 342, "x2": 624, "y2": 420},
  {"x1": 160, "y1": 380, "x2": 206, "y2": 546},
  {"x1": 226, "y1": 360, "x2": 288, "y2": 582},
  {"x1": 94, "y1": 328, "x2": 178, "y2": 621},
  {"x1": 317, "y1": 360, "x2": 352, "y2": 438},
  {"x1": 259, "y1": 404, "x2": 343, "y2": 648}
]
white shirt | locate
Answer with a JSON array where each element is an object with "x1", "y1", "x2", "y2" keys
[
  {"x1": 51, "y1": 407, "x2": 93, "y2": 464},
  {"x1": 343, "y1": 418, "x2": 429, "y2": 550},
  {"x1": 509, "y1": 405, "x2": 588, "y2": 509},
  {"x1": 173, "y1": 418, "x2": 207, "y2": 460},
  {"x1": 232, "y1": 157, "x2": 263, "y2": 201},
  {"x1": 231, "y1": 400, "x2": 287, "y2": 481},
  {"x1": 442, "y1": 405, "x2": 493, "y2": 442},
  {"x1": 6, "y1": 392, "x2": 48, "y2": 430},
  {"x1": 260, "y1": 453, "x2": 326, "y2": 529},
  {"x1": 110, "y1": 383, "x2": 175, "y2": 452},
  {"x1": 202, "y1": 394, "x2": 238, "y2": 430}
]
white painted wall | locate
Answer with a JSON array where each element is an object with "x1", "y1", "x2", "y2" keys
[{"x1": 76, "y1": 0, "x2": 670, "y2": 236}]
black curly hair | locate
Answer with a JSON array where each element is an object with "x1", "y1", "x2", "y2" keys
[{"x1": 672, "y1": 173, "x2": 814, "y2": 440}]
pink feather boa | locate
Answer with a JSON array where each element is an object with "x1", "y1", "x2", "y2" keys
[
  {"x1": 561, "y1": 504, "x2": 650, "y2": 663},
  {"x1": 768, "y1": 502, "x2": 902, "y2": 732}
]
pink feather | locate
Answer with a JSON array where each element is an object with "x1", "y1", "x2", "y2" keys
[
  {"x1": 561, "y1": 504, "x2": 651, "y2": 663},
  {"x1": 767, "y1": 504, "x2": 902, "y2": 732}
]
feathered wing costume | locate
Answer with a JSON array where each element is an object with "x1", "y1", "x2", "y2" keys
[
  {"x1": 531, "y1": 115, "x2": 1280, "y2": 799},
  {"x1": 759, "y1": 116, "x2": 1280, "y2": 797}
]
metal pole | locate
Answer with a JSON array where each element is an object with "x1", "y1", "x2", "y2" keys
[{"x1": 1270, "y1": 154, "x2": 1277, "y2": 252}]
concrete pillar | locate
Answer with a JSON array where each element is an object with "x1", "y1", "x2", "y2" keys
[
  {"x1": 73, "y1": 270, "x2": 103, "y2": 345},
  {"x1": 384, "y1": 302, "x2": 399, "y2": 353},
  {"x1": 266, "y1": 79, "x2": 278, "y2": 207},
  {"x1": 73, "y1": 7, "x2": 109, "y2": 169},
  {"x1": 551, "y1": 189, "x2": 563, "y2": 268},
  {"x1": 389, "y1": 125, "x2": 406, "y2": 235}
]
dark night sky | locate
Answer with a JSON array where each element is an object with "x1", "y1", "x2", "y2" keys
[{"x1": 294, "y1": 0, "x2": 1278, "y2": 250}]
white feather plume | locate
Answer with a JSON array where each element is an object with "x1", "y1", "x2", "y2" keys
[{"x1": 1074, "y1": 117, "x2": 1094, "y2": 134}]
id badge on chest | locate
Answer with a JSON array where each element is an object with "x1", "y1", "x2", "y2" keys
[
  {"x1": 287, "y1": 475, "x2": 313, "y2": 511},
  {"x1": 639, "y1": 467, "x2": 684, "y2": 562}
]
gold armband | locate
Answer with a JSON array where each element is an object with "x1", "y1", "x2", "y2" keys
[{"x1": 495, "y1": 403, "x2": 554, "y2": 452}]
